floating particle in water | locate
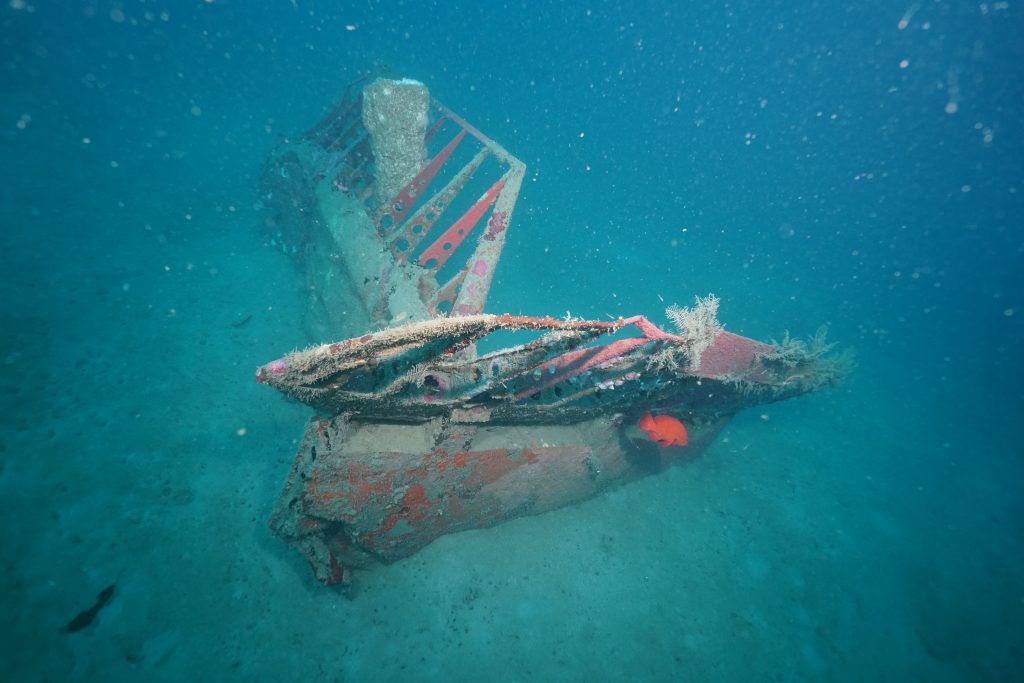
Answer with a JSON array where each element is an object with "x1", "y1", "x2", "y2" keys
[
  {"x1": 897, "y1": 4, "x2": 920, "y2": 31},
  {"x1": 945, "y1": 69, "x2": 960, "y2": 114}
]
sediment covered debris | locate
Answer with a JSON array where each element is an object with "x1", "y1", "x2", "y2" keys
[{"x1": 255, "y1": 78, "x2": 847, "y2": 587}]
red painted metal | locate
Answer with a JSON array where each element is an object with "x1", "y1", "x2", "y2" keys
[
  {"x1": 417, "y1": 177, "x2": 505, "y2": 270},
  {"x1": 507, "y1": 314, "x2": 689, "y2": 399},
  {"x1": 451, "y1": 167, "x2": 524, "y2": 315},
  {"x1": 511, "y1": 337, "x2": 650, "y2": 400},
  {"x1": 268, "y1": 86, "x2": 526, "y2": 322},
  {"x1": 693, "y1": 331, "x2": 774, "y2": 380},
  {"x1": 269, "y1": 412, "x2": 731, "y2": 585},
  {"x1": 386, "y1": 148, "x2": 490, "y2": 263},
  {"x1": 376, "y1": 128, "x2": 467, "y2": 231}
]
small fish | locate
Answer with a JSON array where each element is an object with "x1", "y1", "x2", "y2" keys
[
  {"x1": 638, "y1": 412, "x2": 689, "y2": 448},
  {"x1": 63, "y1": 583, "x2": 116, "y2": 633}
]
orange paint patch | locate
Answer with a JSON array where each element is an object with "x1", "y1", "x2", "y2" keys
[
  {"x1": 460, "y1": 448, "x2": 520, "y2": 489},
  {"x1": 379, "y1": 483, "x2": 432, "y2": 535}
]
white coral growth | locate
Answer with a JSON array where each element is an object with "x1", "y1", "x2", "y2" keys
[{"x1": 663, "y1": 293, "x2": 724, "y2": 371}]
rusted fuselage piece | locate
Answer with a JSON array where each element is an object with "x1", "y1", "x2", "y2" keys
[
  {"x1": 258, "y1": 313, "x2": 832, "y2": 585},
  {"x1": 258, "y1": 79, "x2": 841, "y2": 587}
]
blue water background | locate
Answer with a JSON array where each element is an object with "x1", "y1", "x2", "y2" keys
[{"x1": 1, "y1": 1, "x2": 1021, "y2": 680}]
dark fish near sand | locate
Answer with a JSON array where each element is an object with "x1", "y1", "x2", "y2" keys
[{"x1": 63, "y1": 583, "x2": 115, "y2": 633}]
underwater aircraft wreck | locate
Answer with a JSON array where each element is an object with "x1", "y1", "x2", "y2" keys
[{"x1": 257, "y1": 77, "x2": 844, "y2": 587}]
